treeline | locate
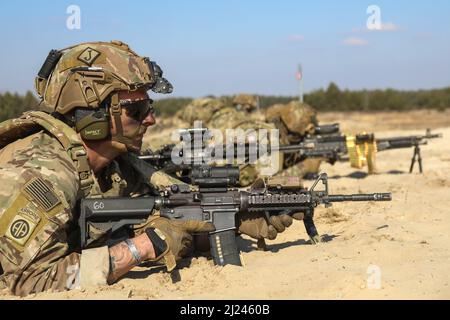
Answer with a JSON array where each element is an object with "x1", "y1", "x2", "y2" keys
[
  {"x1": 0, "y1": 91, "x2": 39, "y2": 122},
  {"x1": 304, "y1": 83, "x2": 450, "y2": 112},
  {"x1": 1, "y1": 83, "x2": 449, "y2": 122},
  {"x1": 154, "y1": 83, "x2": 450, "y2": 117}
]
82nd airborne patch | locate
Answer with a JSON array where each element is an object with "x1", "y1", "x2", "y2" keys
[
  {"x1": 78, "y1": 47, "x2": 101, "y2": 66},
  {"x1": 5, "y1": 214, "x2": 38, "y2": 246}
]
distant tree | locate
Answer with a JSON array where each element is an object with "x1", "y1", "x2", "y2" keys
[{"x1": 0, "y1": 91, "x2": 39, "y2": 122}]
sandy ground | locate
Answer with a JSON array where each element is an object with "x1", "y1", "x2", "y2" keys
[{"x1": 1, "y1": 109, "x2": 450, "y2": 300}]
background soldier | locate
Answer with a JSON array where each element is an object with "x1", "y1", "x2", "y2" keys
[{"x1": 265, "y1": 100, "x2": 324, "y2": 178}]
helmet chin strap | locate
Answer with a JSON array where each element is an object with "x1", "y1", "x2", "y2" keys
[{"x1": 109, "y1": 93, "x2": 144, "y2": 153}]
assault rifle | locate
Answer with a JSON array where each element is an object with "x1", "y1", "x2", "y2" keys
[
  {"x1": 79, "y1": 166, "x2": 392, "y2": 267},
  {"x1": 139, "y1": 143, "x2": 334, "y2": 173},
  {"x1": 139, "y1": 127, "x2": 336, "y2": 177}
]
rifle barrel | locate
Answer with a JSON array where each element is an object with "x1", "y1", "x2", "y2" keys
[
  {"x1": 377, "y1": 132, "x2": 441, "y2": 144},
  {"x1": 328, "y1": 193, "x2": 392, "y2": 202},
  {"x1": 139, "y1": 154, "x2": 165, "y2": 160},
  {"x1": 376, "y1": 138, "x2": 427, "y2": 151},
  {"x1": 276, "y1": 143, "x2": 310, "y2": 154}
]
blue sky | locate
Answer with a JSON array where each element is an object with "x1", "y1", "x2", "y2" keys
[{"x1": 0, "y1": 0, "x2": 449, "y2": 97}]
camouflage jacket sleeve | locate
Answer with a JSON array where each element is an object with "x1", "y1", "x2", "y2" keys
[
  {"x1": 149, "y1": 170, "x2": 191, "y2": 191},
  {"x1": 0, "y1": 132, "x2": 108, "y2": 296},
  {"x1": 100, "y1": 153, "x2": 189, "y2": 196}
]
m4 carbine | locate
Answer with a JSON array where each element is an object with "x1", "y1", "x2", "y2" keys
[{"x1": 79, "y1": 167, "x2": 391, "y2": 267}]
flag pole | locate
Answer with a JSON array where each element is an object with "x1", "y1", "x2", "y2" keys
[{"x1": 298, "y1": 64, "x2": 304, "y2": 103}]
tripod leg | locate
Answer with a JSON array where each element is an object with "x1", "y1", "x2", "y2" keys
[
  {"x1": 417, "y1": 146, "x2": 423, "y2": 173},
  {"x1": 409, "y1": 149, "x2": 417, "y2": 173}
]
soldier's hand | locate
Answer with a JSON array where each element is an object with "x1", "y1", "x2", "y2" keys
[
  {"x1": 236, "y1": 211, "x2": 304, "y2": 240},
  {"x1": 144, "y1": 216, "x2": 215, "y2": 271}
]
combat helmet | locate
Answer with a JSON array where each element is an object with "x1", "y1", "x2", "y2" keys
[
  {"x1": 34, "y1": 40, "x2": 172, "y2": 149},
  {"x1": 265, "y1": 100, "x2": 318, "y2": 137},
  {"x1": 232, "y1": 94, "x2": 259, "y2": 112}
]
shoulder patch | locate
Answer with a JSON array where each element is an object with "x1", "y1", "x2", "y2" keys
[
  {"x1": 22, "y1": 177, "x2": 61, "y2": 212},
  {"x1": 5, "y1": 215, "x2": 38, "y2": 246},
  {"x1": 77, "y1": 47, "x2": 101, "y2": 65}
]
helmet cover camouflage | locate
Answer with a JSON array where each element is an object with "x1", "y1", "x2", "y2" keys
[
  {"x1": 35, "y1": 40, "x2": 173, "y2": 115},
  {"x1": 232, "y1": 94, "x2": 258, "y2": 112},
  {"x1": 265, "y1": 101, "x2": 317, "y2": 136}
]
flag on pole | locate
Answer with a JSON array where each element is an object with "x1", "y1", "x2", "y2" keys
[{"x1": 296, "y1": 64, "x2": 302, "y2": 81}]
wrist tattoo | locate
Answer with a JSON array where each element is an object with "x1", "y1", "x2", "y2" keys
[
  {"x1": 107, "y1": 242, "x2": 137, "y2": 283},
  {"x1": 109, "y1": 255, "x2": 116, "y2": 273}
]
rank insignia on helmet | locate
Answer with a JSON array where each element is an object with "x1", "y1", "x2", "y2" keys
[{"x1": 78, "y1": 47, "x2": 101, "y2": 65}]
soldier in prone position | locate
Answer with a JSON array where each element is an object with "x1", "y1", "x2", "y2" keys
[{"x1": 0, "y1": 41, "x2": 296, "y2": 296}]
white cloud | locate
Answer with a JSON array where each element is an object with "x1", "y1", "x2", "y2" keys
[
  {"x1": 343, "y1": 37, "x2": 368, "y2": 46},
  {"x1": 288, "y1": 34, "x2": 305, "y2": 42}
]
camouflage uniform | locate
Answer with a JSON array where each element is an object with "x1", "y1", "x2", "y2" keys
[
  {"x1": 265, "y1": 100, "x2": 323, "y2": 178},
  {"x1": 0, "y1": 126, "x2": 97, "y2": 295},
  {"x1": 177, "y1": 95, "x2": 261, "y2": 128},
  {"x1": 0, "y1": 40, "x2": 176, "y2": 296},
  {"x1": 204, "y1": 101, "x2": 279, "y2": 187},
  {"x1": 0, "y1": 113, "x2": 180, "y2": 296},
  {"x1": 179, "y1": 97, "x2": 227, "y2": 127}
]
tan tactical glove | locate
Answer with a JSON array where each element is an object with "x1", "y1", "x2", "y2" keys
[
  {"x1": 239, "y1": 177, "x2": 305, "y2": 241},
  {"x1": 144, "y1": 216, "x2": 215, "y2": 271},
  {"x1": 236, "y1": 211, "x2": 305, "y2": 240}
]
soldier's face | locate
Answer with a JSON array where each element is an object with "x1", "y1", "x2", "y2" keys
[{"x1": 111, "y1": 90, "x2": 156, "y2": 151}]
